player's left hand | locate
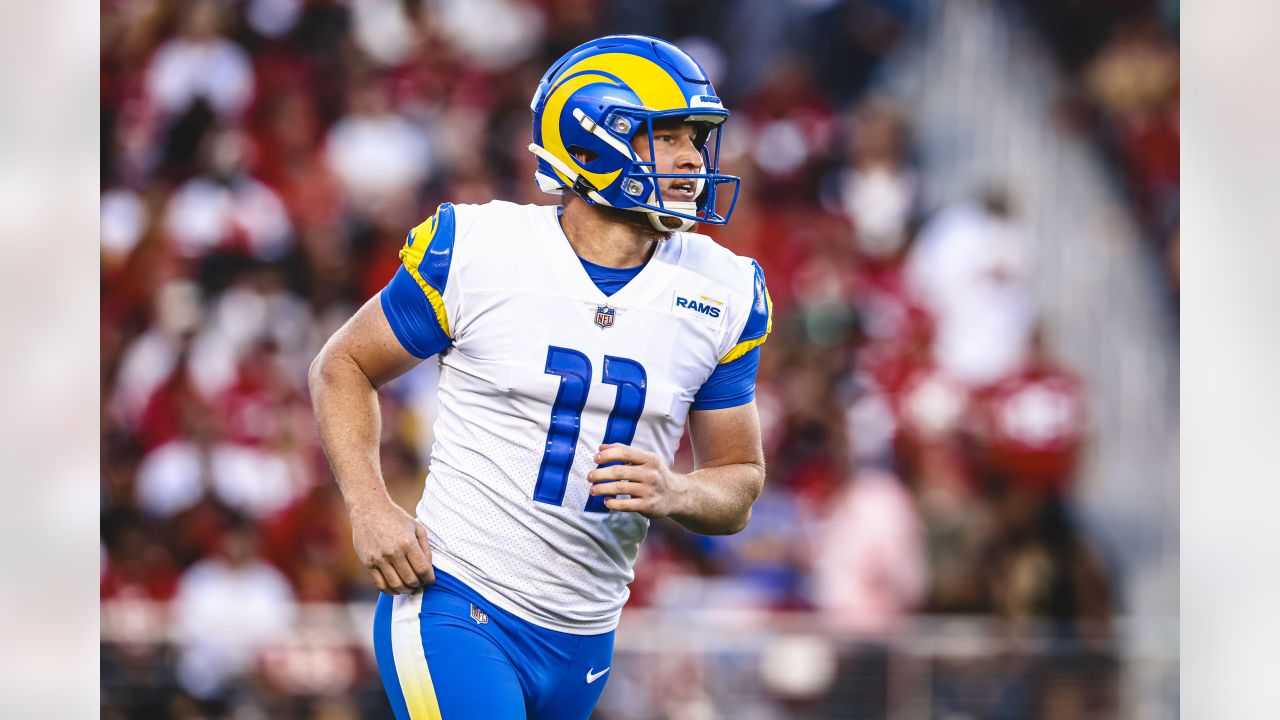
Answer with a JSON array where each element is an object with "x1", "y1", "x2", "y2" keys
[{"x1": 587, "y1": 443, "x2": 689, "y2": 519}]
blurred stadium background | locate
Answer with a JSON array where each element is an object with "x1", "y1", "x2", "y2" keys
[{"x1": 99, "y1": 0, "x2": 1179, "y2": 717}]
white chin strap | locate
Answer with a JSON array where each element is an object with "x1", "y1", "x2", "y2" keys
[
  {"x1": 645, "y1": 200, "x2": 699, "y2": 232},
  {"x1": 643, "y1": 173, "x2": 704, "y2": 232}
]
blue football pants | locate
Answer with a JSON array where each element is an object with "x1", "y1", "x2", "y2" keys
[{"x1": 373, "y1": 568, "x2": 615, "y2": 719}]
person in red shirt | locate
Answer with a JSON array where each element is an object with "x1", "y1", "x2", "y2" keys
[{"x1": 967, "y1": 325, "x2": 1088, "y2": 498}]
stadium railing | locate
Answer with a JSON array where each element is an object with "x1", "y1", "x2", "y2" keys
[{"x1": 102, "y1": 599, "x2": 1178, "y2": 718}]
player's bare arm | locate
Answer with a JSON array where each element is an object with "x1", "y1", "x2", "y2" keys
[
  {"x1": 587, "y1": 400, "x2": 765, "y2": 535},
  {"x1": 308, "y1": 295, "x2": 436, "y2": 595}
]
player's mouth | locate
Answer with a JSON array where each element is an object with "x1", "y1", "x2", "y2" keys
[{"x1": 665, "y1": 179, "x2": 697, "y2": 201}]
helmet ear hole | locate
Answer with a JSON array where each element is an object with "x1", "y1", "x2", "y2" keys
[{"x1": 567, "y1": 145, "x2": 599, "y2": 165}]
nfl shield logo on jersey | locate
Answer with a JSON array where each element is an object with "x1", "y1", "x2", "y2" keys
[
  {"x1": 594, "y1": 304, "x2": 615, "y2": 329},
  {"x1": 470, "y1": 603, "x2": 489, "y2": 625}
]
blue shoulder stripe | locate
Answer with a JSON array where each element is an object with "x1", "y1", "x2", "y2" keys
[
  {"x1": 718, "y1": 260, "x2": 773, "y2": 365},
  {"x1": 399, "y1": 203, "x2": 458, "y2": 337},
  {"x1": 738, "y1": 260, "x2": 770, "y2": 342},
  {"x1": 413, "y1": 202, "x2": 457, "y2": 294}
]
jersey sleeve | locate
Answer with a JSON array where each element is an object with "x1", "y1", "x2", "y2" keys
[
  {"x1": 691, "y1": 347, "x2": 760, "y2": 410},
  {"x1": 693, "y1": 259, "x2": 772, "y2": 411},
  {"x1": 379, "y1": 203, "x2": 459, "y2": 359}
]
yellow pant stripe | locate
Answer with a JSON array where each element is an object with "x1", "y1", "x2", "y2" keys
[{"x1": 390, "y1": 593, "x2": 444, "y2": 720}]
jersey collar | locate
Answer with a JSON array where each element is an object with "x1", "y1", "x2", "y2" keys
[{"x1": 539, "y1": 205, "x2": 682, "y2": 307}]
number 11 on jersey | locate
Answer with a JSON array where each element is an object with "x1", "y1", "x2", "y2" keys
[{"x1": 534, "y1": 346, "x2": 647, "y2": 513}]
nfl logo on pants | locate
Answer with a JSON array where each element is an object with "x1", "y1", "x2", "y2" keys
[{"x1": 594, "y1": 304, "x2": 615, "y2": 329}]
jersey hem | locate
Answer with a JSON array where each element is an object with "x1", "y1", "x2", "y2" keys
[{"x1": 428, "y1": 549, "x2": 623, "y2": 636}]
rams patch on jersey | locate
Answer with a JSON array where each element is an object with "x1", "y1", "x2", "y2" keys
[{"x1": 671, "y1": 292, "x2": 726, "y2": 327}]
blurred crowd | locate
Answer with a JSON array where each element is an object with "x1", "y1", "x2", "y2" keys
[
  {"x1": 1013, "y1": 0, "x2": 1180, "y2": 311},
  {"x1": 100, "y1": 0, "x2": 1168, "y2": 718}
]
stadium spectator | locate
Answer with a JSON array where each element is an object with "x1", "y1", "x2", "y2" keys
[
  {"x1": 906, "y1": 188, "x2": 1038, "y2": 387},
  {"x1": 170, "y1": 519, "x2": 297, "y2": 702},
  {"x1": 110, "y1": 280, "x2": 204, "y2": 438},
  {"x1": 833, "y1": 96, "x2": 919, "y2": 265},
  {"x1": 965, "y1": 325, "x2": 1089, "y2": 499},
  {"x1": 812, "y1": 465, "x2": 928, "y2": 636},
  {"x1": 1083, "y1": 18, "x2": 1179, "y2": 259},
  {"x1": 144, "y1": 0, "x2": 255, "y2": 121},
  {"x1": 101, "y1": 516, "x2": 181, "y2": 602},
  {"x1": 323, "y1": 79, "x2": 432, "y2": 218},
  {"x1": 162, "y1": 128, "x2": 293, "y2": 261}
]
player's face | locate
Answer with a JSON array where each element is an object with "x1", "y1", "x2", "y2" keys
[{"x1": 631, "y1": 121, "x2": 704, "y2": 203}]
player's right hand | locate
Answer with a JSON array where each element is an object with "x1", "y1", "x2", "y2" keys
[{"x1": 350, "y1": 499, "x2": 435, "y2": 595}]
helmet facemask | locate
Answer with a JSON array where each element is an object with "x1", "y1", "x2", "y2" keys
[{"x1": 617, "y1": 113, "x2": 740, "y2": 232}]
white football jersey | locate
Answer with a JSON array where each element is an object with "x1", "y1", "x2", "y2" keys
[{"x1": 391, "y1": 200, "x2": 770, "y2": 634}]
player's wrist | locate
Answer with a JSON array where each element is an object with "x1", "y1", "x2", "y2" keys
[
  {"x1": 663, "y1": 471, "x2": 695, "y2": 519},
  {"x1": 345, "y1": 487, "x2": 400, "y2": 520}
]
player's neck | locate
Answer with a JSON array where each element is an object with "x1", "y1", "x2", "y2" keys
[{"x1": 560, "y1": 198, "x2": 665, "y2": 268}]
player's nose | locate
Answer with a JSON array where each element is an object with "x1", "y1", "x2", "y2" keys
[{"x1": 675, "y1": 139, "x2": 703, "y2": 172}]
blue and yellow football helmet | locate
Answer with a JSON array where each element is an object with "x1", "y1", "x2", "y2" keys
[{"x1": 528, "y1": 35, "x2": 741, "y2": 232}]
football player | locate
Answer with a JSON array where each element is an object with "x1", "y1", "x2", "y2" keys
[{"x1": 309, "y1": 35, "x2": 772, "y2": 719}]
